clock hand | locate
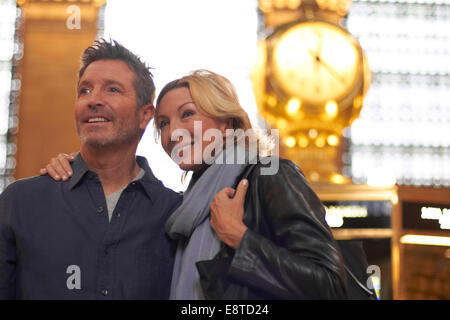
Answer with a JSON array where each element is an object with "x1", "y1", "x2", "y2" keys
[
  {"x1": 320, "y1": 58, "x2": 347, "y2": 85},
  {"x1": 315, "y1": 31, "x2": 323, "y2": 57},
  {"x1": 309, "y1": 31, "x2": 323, "y2": 71},
  {"x1": 308, "y1": 49, "x2": 346, "y2": 86},
  {"x1": 310, "y1": 47, "x2": 320, "y2": 72}
]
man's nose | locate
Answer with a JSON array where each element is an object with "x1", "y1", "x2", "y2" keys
[{"x1": 87, "y1": 89, "x2": 105, "y2": 109}]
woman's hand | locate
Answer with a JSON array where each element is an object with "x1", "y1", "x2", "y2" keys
[
  {"x1": 210, "y1": 179, "x2": 249, "y2": 250},
  {"x1": 39, "y1": 152, "x2": 77, "y2": 181}
]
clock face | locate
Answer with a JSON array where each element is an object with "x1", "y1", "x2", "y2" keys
[{"x1": 272, "y1": 21, "x2": 360, "y2": 106}]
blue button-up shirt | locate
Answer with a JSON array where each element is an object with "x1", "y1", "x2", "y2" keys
[{"x1": 0, "y1": 155, "x2": 182, "y2": 299}]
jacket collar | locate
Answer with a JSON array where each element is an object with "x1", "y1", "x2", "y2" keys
[{"x1": 69, "y1": 153, "x2": 162, "y2": 203}]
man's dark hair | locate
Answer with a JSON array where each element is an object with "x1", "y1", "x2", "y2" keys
[{"x1": 79, "y1": 39, "x2": 155, "y2": 108}]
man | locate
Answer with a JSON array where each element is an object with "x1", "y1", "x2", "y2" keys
[{"x1": 0, "y1": 39, "x2": 182, "y2": 299}]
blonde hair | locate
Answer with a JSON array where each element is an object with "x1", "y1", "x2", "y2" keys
[{"x1": 155, "y1": 69, "x2": 274, "y2": 157}]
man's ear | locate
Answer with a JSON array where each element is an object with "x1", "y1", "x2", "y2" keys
[{"x1": 139, "y1": 104, "x2": 155, "y2": 130}]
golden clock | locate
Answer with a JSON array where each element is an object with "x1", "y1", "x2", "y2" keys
[{"x1": 268, "y1": 19, "x2": 364, "y2": 111}]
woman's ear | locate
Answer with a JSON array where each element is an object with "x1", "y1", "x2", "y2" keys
[
  {"x1": 221, "y1": 118, "x2": 234, "y2": 133},
  {"x1": 221, "y1": 119, "x2": 236, "y2": 146},
  {"x1": 226, "y1": 118, "x2": 234, "y2": 130},
  {"x1": 216, "y1": 118, "x2": 234, "y2": 135}
]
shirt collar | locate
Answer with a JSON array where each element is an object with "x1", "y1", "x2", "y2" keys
[
  {"x1": 68, "y1": 153, "x2": 90, "y2": 190},
  {"x1": 135, "y1": 156, "x2": 164, "y2": 203},
  {"x1": 69, "y1": 154, "x2": 163, "y2": 203}
]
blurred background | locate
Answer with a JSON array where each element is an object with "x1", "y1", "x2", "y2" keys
[{"x1": 0, "y1": 0, "x2": 449, "y2": 299}]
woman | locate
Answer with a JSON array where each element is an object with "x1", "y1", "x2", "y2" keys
[{"x1": 42, "y1": 69, "x2": 347, "y2": 299}]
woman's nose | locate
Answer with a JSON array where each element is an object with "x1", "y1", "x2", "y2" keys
[{"x1": 169, "y1": 121, "x2": 190, "y2": 144}]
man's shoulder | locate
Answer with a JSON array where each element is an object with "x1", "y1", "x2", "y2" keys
[
  {"x1": 136, "y1": 156, "x2": 183, "y2": 201},
  {"x1": 150, "y1": 180, "x2": 183, "y2": 203},
  {"x1": 1, "y1": 175, "x2": 59, "y2": 198},
  {"x1": 155, "y1": 180, "x2": 181, "y2": 195}
]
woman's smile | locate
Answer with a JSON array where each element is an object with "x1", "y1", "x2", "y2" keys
[{"x1": 156, "y1": 87, "x2": 228, "y2": 171}]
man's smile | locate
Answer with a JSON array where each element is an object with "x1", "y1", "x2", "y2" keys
[{"x1": 87, "y1": 117, "x2": 109, "y2": 123}]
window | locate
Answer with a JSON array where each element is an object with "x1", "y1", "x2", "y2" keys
[
  {"x1": 347, "y1": 0, "x2": 450, "y2": 186},
  {"x1": 0, "y1": 0, "x2": 21, "y2": 192}
]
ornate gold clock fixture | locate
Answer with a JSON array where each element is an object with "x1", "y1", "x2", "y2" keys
[
  {"x1": 252, "y1": 0, "x2": 371, "y2": 184},
  {"x1": 271, "y1": 20, "x2": 362, "y2": 109}
]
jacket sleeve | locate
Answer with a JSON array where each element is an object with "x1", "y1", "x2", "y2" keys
[
  {"x1": 228, "y1": 160, "x2": 347, "y2": 299},
  {"x1": 0, "y1": 188, "x2": 16, "y2": 299}
]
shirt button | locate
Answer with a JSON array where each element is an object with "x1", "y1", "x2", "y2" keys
[
  {"x1": 97, "y1": 206, "x2": 104, "y2": 214},
  {"x1": 101, "y1": 289, "x2": 108, "y2": 296},
  {"x1": 104, "y1": 247, "x2": 109, "y2": 255}
]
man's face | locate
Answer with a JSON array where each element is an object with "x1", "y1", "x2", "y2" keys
[{"x1": 75, "y1": 59, "x2": 152, "y2": 148}]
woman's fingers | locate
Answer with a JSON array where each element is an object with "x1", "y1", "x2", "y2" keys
[
  {"x1": 214, "y1": 187, "x2": 235, "y2": 200},
  {"x1": 51, "y1": 157, "x2": 68, "y2": 180},
  {"x1": 40, "y1": 152, "x2": 76, "y2": 180},
  {"x1": 45, "y1": 163, "x2": 61, "y2": 181},
  {"x1": 69, "y1": 152, "x2": 77, "y2": 160},
  {"x1": 233, "y1": 179, "x2": 248, "y2": 205},
  {"x1": 46, "y1": 155, "x2": 70, "y2": 181},
  {"x1": 57, "y1": 153, "x2": 74, "y2": 177}
]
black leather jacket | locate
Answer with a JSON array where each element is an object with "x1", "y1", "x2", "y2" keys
[{"x1": 196, "y1": 159, "x2": 348, "y2": 299}]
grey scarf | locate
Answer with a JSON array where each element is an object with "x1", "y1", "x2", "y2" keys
[{"x1": 166, "y1": 144, "x2": 253, "y2": 300}]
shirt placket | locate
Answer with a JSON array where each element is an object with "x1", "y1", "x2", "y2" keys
[{"x1": 85, "y1": 174, "x2": 136, "y2": 300}]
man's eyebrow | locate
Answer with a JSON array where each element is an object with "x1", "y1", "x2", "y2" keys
[
  {"x1": 104, "y1": 79, "x2": 126, "y2": 89},
  {"x1": 77, "y1": 79, "x2": 126, "y2": 89},
  {"x1": 77, "y1": 79, "x2": 90, "y2": 89}
]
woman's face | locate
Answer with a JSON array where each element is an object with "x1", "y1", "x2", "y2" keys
[{"x1": 156, "y1": 87, "x2": 229, "y2": 171}]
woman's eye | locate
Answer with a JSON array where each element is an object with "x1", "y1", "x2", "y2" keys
[
  {"x1": 182, "y1": 110, "x2": 194, "y2": 118},
  {"x1": 159, "y1": 120, "x2": 169, "y2": 129}
]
